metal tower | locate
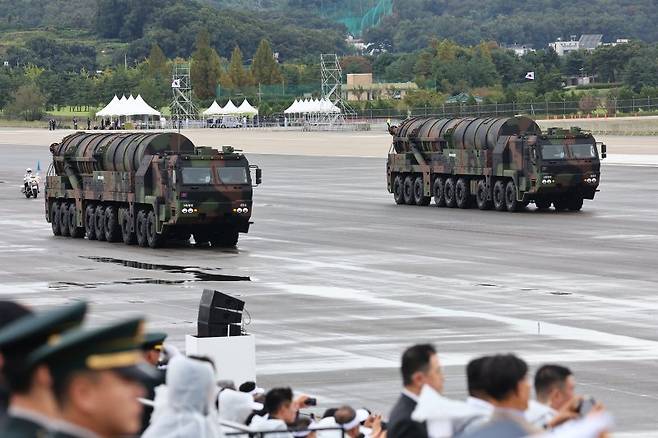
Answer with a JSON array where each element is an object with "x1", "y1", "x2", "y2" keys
[
  {"x1": 170, "y1": 62, "x2": 198, "y2": 121},
  {"x1": 321, "y1": 54, "x2": 355, "y2": 118}
]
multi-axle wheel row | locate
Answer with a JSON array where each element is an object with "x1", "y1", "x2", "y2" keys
[
  {"x1": 50, "y1": 200, "x2": 163, "y2": 247},
  {"x1": 49, "y1": 199, "x2": 240, "y2": 248},
  {"x1": 392, "y1": 174, "x2": 583, "y2": 212}
]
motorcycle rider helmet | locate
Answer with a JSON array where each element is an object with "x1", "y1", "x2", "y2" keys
[{"x1": 26, "y1": 168, "x2": 32, "y2": 174}]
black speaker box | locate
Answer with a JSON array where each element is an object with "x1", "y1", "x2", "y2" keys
[
  {"x1": 197, "y1": 322, "x2": 242, "y2": 337},
  {"x1": 200, "y1": 289, "x2": 245, "y2": 312},
  {"x1": 198, "y1": 306, "x2": 242, "y2": 324}
]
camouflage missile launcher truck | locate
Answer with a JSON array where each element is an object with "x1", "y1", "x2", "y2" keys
[
  {"x1": 45, "y1": 132, "x2": 261, "y2": 248},
  {"x1": 386, "y1": 116, "x2": 606, "y2": 212}
]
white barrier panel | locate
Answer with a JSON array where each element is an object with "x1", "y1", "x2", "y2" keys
[{"x1": 185, "y1": 334, "x2": 256, "y2": 385}]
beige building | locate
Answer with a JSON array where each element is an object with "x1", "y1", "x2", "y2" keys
[{"x1": 343, "y1": 73, "x2": 418, "y2": 101}]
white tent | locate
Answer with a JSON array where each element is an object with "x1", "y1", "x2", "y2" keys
[
  {"x1": 134, "y1": 95, "x2": 161, "y2": 116},
  {"x1": 96, "y1": 95, "x2": 120, "y2": 117},
  {"x1": 221, "y1": 100, "x2": 239, "y2": 115},
  {"x1": 203, "y1": 101, "x2": 223, "y2": 116},
  {"x1": 237, "y1": 99, "x2": 258, "y2": 115}
]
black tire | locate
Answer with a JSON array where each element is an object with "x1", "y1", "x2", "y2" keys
[
  {"x1": 85, "y1": 205, "x2": 96, "y2": 240},
  {"x1": 403, "y1": 175, "x2": 414, "y2": 205},
  {"x1": 33, "y1": 190, "x2": 38, "y2": 199},
  {"x1": 413, "y1": 176, "x2": 430, "y2": 206},
  {"x1": 455, "y1": 177, "x2": 471, "y2": 209},
  {"x1": 433, "y1": 177, "x2": 445, "y2": 207},
  {"x1": 211, "y1": 229, "x2": 239, "y2": 247},
  {"x1": 493, "y1": 180, "x2": 506, "y2": 211},
  {"x1": 94, "y1": 205, "x2": 106, "y2": 241},
  {"x1": 553, "y1": 198, "x2": 568, "y2": 212},
  {"x1": 505, "y1": 180, "x2": 521, "y2": 212},
  {"x1": 68, "y1": 202, "x2": 84, "y2": 238},
  {"x1": 51, "y1": 202, "x2": 61, "y2": 236},
  {"x1": 444, "y1": 178, "x2": 456, "y2": 208},
  {"x1": 25, "y1": 190, "x2": 31, "y2": 199},
  {"x1": 535, "y1": 199, "x2": 551, "y2": 210},
  {"x1": 135, "y1": 209, "x2": 148, "y2": 247},
  {"x1": 567, "y1": 196, "x2": 583, "y2": 211},
  {"x1": 476, "y1": 180, "x2": 492, "y2": 210},
  {"x1": 193, "y1": 231, "x2": 211, "y2": 246},
  {"x1": 393, "y1": 175, "x2": 404, "y2": 205},
  {"x1": 59, "y1": 202, "x2": 70, "y2": 237},
  {"x1": 146, "y1": 210, "x2": 162, "y2": 248},
  {"x1": 119, "y1": 207, "x2": 135, "y2": 245},
  {"x1": 104, "y1": 205, "x2": 121, "y2": 242}
]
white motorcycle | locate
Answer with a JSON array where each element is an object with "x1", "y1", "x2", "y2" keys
[{"x1": 22, "y1": 176, "x2": 39, "y2": 198}]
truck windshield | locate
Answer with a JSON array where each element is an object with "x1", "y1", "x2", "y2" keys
[
  {"x1": 217, "y1": 167, "x2": 248, "y2": 184},
  {"x1": 542, "y1": 144, "x2": 567, "y2": 160},
  {"x1": 570, "y1": 144, "x2": 597, "y2": 158},
  {"x1": 181, "y1": 168, "x2": 213, "y2": 184}
]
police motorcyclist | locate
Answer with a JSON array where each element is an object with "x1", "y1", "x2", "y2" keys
[{"x1": 23, "y1": 168, "x2": 33, "y2": 190}]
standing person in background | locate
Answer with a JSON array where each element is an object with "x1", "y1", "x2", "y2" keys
[
  {"x1": 388, "y1": 344, "x2": 444, "y2": 438},
  {"x1": 86, "y1": 118, "x2": 91, "y2": 130},
  {"x1": 73, "y1": 117, "x2": 78, "y2": 130},
  {"x1": 0, "y1": 302, "x2": 87, "y2": 438}
]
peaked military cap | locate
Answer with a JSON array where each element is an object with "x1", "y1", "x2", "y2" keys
[
  {"x1": 0, "y1": 301, "x2": 86, "y2": 365},
  {"x1": 30, "y1": 317, "x2": 156, "y2": 382},
  {"x1": 140, "y1": 332, "x2": 167, "y2": 351}
]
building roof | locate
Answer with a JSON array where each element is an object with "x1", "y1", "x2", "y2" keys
[
  {"x1": 578, "y1": 34, "x2": 603, "y2": 50},
  {"x1": 343, "y1": 81, "x2": 418, "y2": 91}
]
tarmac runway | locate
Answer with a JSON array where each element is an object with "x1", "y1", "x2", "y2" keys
[{"x1": 1, "y1": 140, "x2": 657, "y2": 434}]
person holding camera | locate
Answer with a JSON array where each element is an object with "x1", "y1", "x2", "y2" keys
[{"x1": 250, "y1": 387, "x2": 315, "y2": 438}]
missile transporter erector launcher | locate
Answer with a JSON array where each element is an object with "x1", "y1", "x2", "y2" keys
[
  {"x1": 386, "y1": 116, "x2": 606, "y2": 212},
  {"x1": 45, "y1": 132, "x2": 261, "y2": 248}
]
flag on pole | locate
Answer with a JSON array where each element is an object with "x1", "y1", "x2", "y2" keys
[
  {"x1": 525, "y1": 71, "x2": 535, "y2": 80},
  {"x1": 171, "y1": 79, "x2": 181, "y2": 88}
]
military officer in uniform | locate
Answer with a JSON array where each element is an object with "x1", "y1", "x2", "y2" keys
[
  {"x1": 139, "y1": 332, "x2": 167, "y2": 432},
  {"x1": 30, "y1": 317, "x2": 156, "y2": 438},
  {"x1": 0, "y1": 301, "x2": 87, "y2": 438}
]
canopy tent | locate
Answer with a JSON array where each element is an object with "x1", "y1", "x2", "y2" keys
[
  {"x1": 236, "y1": 99, "x2": 258, "y2": 115},
  {"x1": 221, "y1": 100, "x2": 239, "y2": 115},
  {"x1": 284, "y1": 98, "x2": 340, "y2": 114},
  {"x1": 95, "y1": 94, "x2": 161, "y2": 117},
  {"x1": 203, "y1": 101, "x2": 223, "y2": 116}
]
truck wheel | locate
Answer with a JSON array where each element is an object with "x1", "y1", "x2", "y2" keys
[
  {"x1": 68, "y1": 203, "x2": 84, "y2": 238},
  {"x1": 193, "y1": 232, "x2": 211, "y2": 246},
  {"x1": 59, "y1": 202, "x2": 70, "y2": 237},
  {"x1": 444, "y1": 178, "x2": 456, "y2": 208},
  {"x1": 433, "y1": 177, "x2": 445, "y2": 207},
  {"x1": 135, "y1": 209, "x2": 148, "y2": 247},
  {"x1": 455, "y1": 178, "x2": 471, "y2": 209},
  {"x1": 146, "y1": 210, "x2": 162, "y2": 248},
  {"x1": 403, "y1": 175, "x2": 414, "y2": 205},
  {"x1": 393, "y1": 175, "x2": 404, "y2": 205},
  {"x1": 476, "y1": 180, "x2": 492, "y2": 210},
  {"x1": 119, "y1": 208, "x2": 135, "y2": 245},
  {"x1": 85, "y1": 205, "x2": 97, "y2": 240},
  {"x1": 567, "y1": 196, "x2": 583, "y2": 211},
  {"x1": 553, "y1": 198, "x2": 568, "y2": 212},
  {"x1": 51, "y1": 202, "x2": 62, "y2": 236},
  {"x1": 104, "y1": 206, "x2": 121, "y2": 242},
  {"x1": 94, "y1": 205, "x2": 106, "y2": 241},
  {"x1": 413, "y1": 176, "x2": 430, "y2": 206},
  {"x1": 505, "y1": 180, "x2": 521, "y2": 212},
  {"x1": 493, "y1": 180, "x2": 506, "y2": 211},
  {"x1": 535, "y1": 199, "x2": 551, "y2": 210},
  {"x1": 211, "y1": 229, "x2": 239, "y2": 248}
]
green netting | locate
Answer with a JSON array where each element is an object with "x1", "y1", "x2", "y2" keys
[{"x1": 320, "y1": 0, "x2": 393, "y2": 35}]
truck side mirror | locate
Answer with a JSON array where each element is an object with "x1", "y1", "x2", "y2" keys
[
  {"x1": 255, "y1": 168, "x2": 262, "y2": 185},
  {"x1": 601, "y1": 144, "x2": 607, "y2": 159}
]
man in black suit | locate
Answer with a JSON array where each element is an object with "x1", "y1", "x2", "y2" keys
[{"x1": 388, "y1": 344, "x2": 444, "y2": 438}]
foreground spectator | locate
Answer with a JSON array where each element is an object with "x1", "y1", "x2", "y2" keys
[
  {"x1": 139, "y1": 332, "x2": 168, "y2": 433},
  {"x1": 218, "y1": 388, "x2": 263, "y2": 429},
  {"x1": 389, "y1": 344, "x2": 444, "y2": 438},
  {"x1": 334, "y1": 405, "x2": 370, "y2": 438},
  {"x1": 250, "y1": 387, "x2": 311, "y2": 438},
  {"x1": 454, "y1": 356, "x2": 495, "y2": 435},
  {"x1": 32, "y1": 317, "x2": 151, "y2": 438},
  {"x1": 526, "y1": 364, "x2": 580, "y2": 429},
  {"x1": 0, "y1": 302, "x2": 86, "y2": 438},
  {"x1": 143, "y1": 355, "x2": 224, "y2": 438},
  {"x1": 463, "y1": 354, "x2": 540, "y2": 437}
]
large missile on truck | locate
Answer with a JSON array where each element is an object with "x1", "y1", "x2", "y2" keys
[
  {"x1": 386, "y1": 116, "x2": 606, "y2": 212},
  {"x1": 45, "y1": 132, "x2": 262, "y2": 248}
]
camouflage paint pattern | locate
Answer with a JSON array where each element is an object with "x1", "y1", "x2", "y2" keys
[
  {"x1": 45, "y1": 132, "x2": 260, "y2": 246},
  {"x1": 386, "y1": 117, "x2": 603, "y2": 211}
]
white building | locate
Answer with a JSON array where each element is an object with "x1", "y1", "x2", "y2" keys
[{"x1": 549, "y1": 34, "x2": 602, "y2": 56}]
